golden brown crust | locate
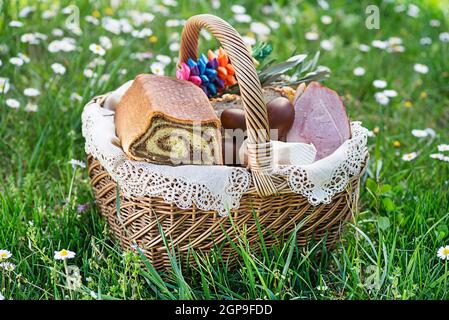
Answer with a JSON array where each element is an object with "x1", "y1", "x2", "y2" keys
[{"x1": 115, "y1": 74, "x2": 221, "y2": 160}]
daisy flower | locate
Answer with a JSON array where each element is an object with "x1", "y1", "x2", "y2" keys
[
  {"x1": 250, "y1": 22, "x2": 271, "y2": 37},
  {"x1": 430, "y1": 19, "x2": 441, "y2": 27},
  {"x1": 430, "y1": 153, "x2": 445, "y2": 160},
  {"x1": 305, "y1": 31, "x2": 319, "y2": 41},
  {"x1": 373, "y1": 80, "x2": 387, "y2": 88},
  {"x1": 353, "y1": 67, "x2": 365, "y2": 76},
  {"x1": 24, "y1": 88, "x2": 40, "y2": 97},
  {"x1": 414, "y1": 63, "x2": 429, "y2": 74},
  {"x1": 6, "y1": 99, "x2": 20, "y2": 109},
  {"x1": 406, "y1": 4, "x2": 419, "y2": 18},
  {"x1": 437, "y1": 245, "x2": 449, "y2": 260},
  {"x1": 9, "y1": 20, "x2": 23, "y2": 28},
  {"x1": 0, "y1": 77, "x2": 10, "y2": 94},
  {"x1": 25, "y1": 102, "x2": 38, "y2": 112},
  {"x1": 358, "y1": 44, "x2": 370, "y2": 52},
  {"x1": 320, "y1": 39, "x2": 334, "y2": 51},
  {"x1": 150, "y1": 62, "x2": 165, "y2": 75},
  {"x1": 383, "y1": 89, "x2": 397, "y2": 97},
  {"x1": 231, "y1": 4, "x2": 246, "y2": 14},
  {"x1": 411, "y1": 129, "x2": 428, "y2": 138},
  {"x1": 420, "y1": 37, "x2": 432, "y2": 45},
  {"x1": 234, "y1": 14, "x2": 252, "y2": 23},
  {"x1": 402, "y1": 152, "x2": 418, "y2": 161},
  {"x1": 51, "y1": 63, "x2": 66, "y2": 75},
  {"x1": 374, "y1": 92, "x2": 389, "y2": 105},
  {"x1": 0, "y1": 292, "x2": 4, "y2": 300},
  {"x1": 68, "y1": 159, "x2": 86, "y2": 169},
  {"x1": 70, "y1": 93, "x2": 83, "y2": 101},
  {"x1": 99, "y1": 36, "x2": 112, "y2": 50},
  {"x1": 437, "y1": 144, "x2": 449, "y2": 152},
  {"x1": 0, "y1": 250, "x2": 12, "y2": 260},
  {"x1": 54, "y1": 249, "x2": 76, "y2": 260},
  {"x1": 320, "y1": 15, "x2": 332, "y2": 25},
  {"x1": 439, "y1": 32, "x2": 449, "y2": 43},
  {"x1": 0, "y1": 262, "x2": 16, "y2": 271},
  {"x1": 89, "y1": 43, "x2": 106, "y2": 56},
  {"x1": 83, "y1": 68, "x2": 95, "y2": 78},
  {"x1": 9, "y1": 57, "x2": 24, "y2": 66}
]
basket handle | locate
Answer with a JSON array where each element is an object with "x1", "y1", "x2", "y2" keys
[{"x1": 179, "y1": 14, "x2": 277, "y2": 197}]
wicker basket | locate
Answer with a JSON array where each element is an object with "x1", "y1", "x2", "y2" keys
[{"x1": 86, "y1": 14, "x2": 367, "y2": 271}]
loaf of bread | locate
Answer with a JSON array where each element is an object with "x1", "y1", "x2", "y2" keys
[{"x1": 115, "y1": 74, "x2": 223, "y2": 165}]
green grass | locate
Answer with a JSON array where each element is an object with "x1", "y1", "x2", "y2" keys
[{"x1": 1, "y1": 0, "x2": 448, "y2": 300}]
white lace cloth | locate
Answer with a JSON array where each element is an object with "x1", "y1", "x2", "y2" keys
[{"x1": 82, "y1": 83, "x2": 368, "y2": 216}]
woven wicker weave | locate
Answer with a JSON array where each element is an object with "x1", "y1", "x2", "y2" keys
[{"x1": 86, "y1": 14, "x2": 367, "y2": 271}]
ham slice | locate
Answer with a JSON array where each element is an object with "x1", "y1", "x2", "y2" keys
[{"x1": 286, "y1": 82, "x2": 351, "y2": 160}]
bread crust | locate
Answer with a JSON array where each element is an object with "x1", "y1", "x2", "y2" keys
[{"x1": 115, "y1": 74, "x2": 221, "y2": 161}]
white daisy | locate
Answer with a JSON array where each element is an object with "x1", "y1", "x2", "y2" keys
[
  {"x1": 353, "y1": 67, "x2": 365, "y2": 76},
  {"x1": 119, "y1": 68, "x2": 127, "y2": 75},
  {"x1": 401, "y1": 152, "x2": 418, "y2": 161},
  {"x1": 250, "y1": 22, "x2": 271, "y2": 37},
  {"x1": 52, "y1": 28, "x2": 64, "y2": 37},
  {"x1": 267, "y1": 20, "x2": 280, "y2": 29},
  {"x1": 242, "y1": 35, "x2": 256, "y2": 46},
  {"x1": 425, "y1": 128, "x2": 436, "y2": 137},
  {"x1": 89, "y1": 43, "x2": 106, "y2": 56},
  {"x1": 234, "y1": 14, "x2": 252, "y2": 23},
  {"x1": 231, "y1": 4, "x2": 246, "y2": 14},
  {"x1": 68, "y1": 159, "x2": 86, "y2": 169},
  {"x1": 420, "y1": 37, "x2": 432, "y2": 45},
  {"x1": 19, "y1": 6, "x2": 35, "y2": 18},
  {"x1": 9, "y1": 20, "x2": 23, "y2": 28},
  {"x1": 383, "y1": 89, "x2": 397, "y2": 97},
  {"x1": 42, "y1": 10, "x2": 56, "y2": 20},
  {"x1": 437, "y1": 246, "x2": 449, "y2": 260},
  {"x1": 6, "y1": 99, "x2": 20, "y2": 109},
  {"x1": 70, "y1": 92, "x2": 83, "y2": 101},
  {"x1": 372, "y1": 40, "x2": 388, "y2": 49},
  {"x1": 320, "y1": 39, "x2": 334, "y2": 51},
  {"x1": 9, "y1": 57, "x2": 24, "y2": 66},
  {"x1": 430, "y1": 153, "x2": 445, "y2": 160},
  {"x1": 0, "y1": 262, "x2": 16, "y2": 271},
  {"x1": 374, "y1": 92, "x2": 389, "y2": 105},
  {"x1": 358, "y1": 44, "x2": 371, "y2": 52},
  {"x1": 156, "y1": 54, "x2": 171, "y2": 65},
  {"x1": 429, "y1": 19, "x2": 441, "y2": 27},
  {"x1": 54, "y1": 249, "x2": 76, "y2": 260},
  {"x1": 85, "y1": 15, "x2": 100, "y2": 26},
  {"x1": 99, "y1": 36, "x2": 112, "y2": 50},
  {"x1": 0, "y1": 77, "x2": 10, "y2": 94},
  {"x1": 150, "y1": 62, "x2": 165, "y2": 75},
  {"x1": 0, "y1": 59, "x2": 2, "y2": 67},
  {"x1": 411, "y1": 129, "x2": 428, "y2": 138},
  {"x1": 439, "y1": 32, "x2": 449, "y2": 43},
  {"x1": 317, "y1": 0, "x2": 330, "y2": 10},
  {"x1": 305, "y1": 31, "x2": 319, "y2": 41},
  {"x1": 131, "y1": 28, "x2": 153, "y2": 38},
  {"x1": 25, "y1": 102, "x2": 38, "y2": 112},
  {"x1": 320, "y1": 15, "x2": 332, "y2": 25},
  {"x1": 437, "y1": 144, "x2": 449, "y2": 152},
  {"x1": 83, "y1": 68, "x2": 95, "y2": 78},
  {"x1": 169, "y1": 42, "x2": 180, "y2": 52},
  {"x1": 373, "y1": 80, "x2": 387, "y2": 88},
  {"x1": 51, "y1": 63, "x2": 66, "y2": 75},
  {"x1": 23, "y1": 88, "x2": 40, "y2": 97},
  {"x1": 102, "y1": 17, "x2": 122, "y2": 35},
  {"x1": 165, "y1": 19, "x2": 182, "y2": 27},
  {"x1": 406, "y1": 4, "x2": 420, "y2": 18},
  {"x1": 0, "y1": 292, "x2": 4, "y2": 300},
  {"x1": 414, "y1": 63, "x2": 429, "y2": 74},
  {"x1": 0, "y1": 250, "x2": 12, "y2": 260}
]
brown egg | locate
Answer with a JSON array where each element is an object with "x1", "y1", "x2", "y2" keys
[
  {"x1": 266, "y1": 97, "x2": 295, "y2": 141},
  {"x1": 220, "y1": 108, "x2": 247, "y2": 131},
  {"x1": 221, "y1": 97, "x2": 294, "y2": 141}
]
